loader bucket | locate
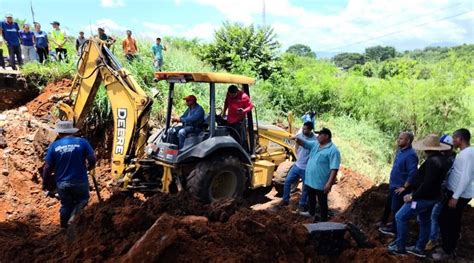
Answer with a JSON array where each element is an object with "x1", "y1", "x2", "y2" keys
[{"x1": 0, "y1": 71, "x2": 39, "y2": 111}]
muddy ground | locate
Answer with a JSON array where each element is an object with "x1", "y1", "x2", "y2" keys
[{"x1": 0, "y1": 80, "x2": 473, "y2": 262}]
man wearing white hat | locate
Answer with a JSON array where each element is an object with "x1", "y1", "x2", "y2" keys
[
  {"x1": 0, "y1": 14, "x2": 22, "y2": 70},
  {"x1": 42, "y1": 121, "x2": 96, "y2": 229},
  {"x1": 388, "y1": 134, "x2": 450, "y2": 258},
  {"x1": 434, "y1": 128, "x2": 473, "y2": 261}
]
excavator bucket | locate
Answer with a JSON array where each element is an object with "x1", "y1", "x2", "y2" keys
[{"x1": 0, "y1": 71, "x2": 39, "y2": 111}]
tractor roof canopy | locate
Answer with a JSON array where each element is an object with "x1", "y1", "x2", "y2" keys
[{"x1": 155, "y1": 72, "x2": 255, "y2": 85}]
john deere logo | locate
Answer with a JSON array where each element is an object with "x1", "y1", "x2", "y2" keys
[{"x1": 116, "y1": 108, "x2": 127, "y2": 154}]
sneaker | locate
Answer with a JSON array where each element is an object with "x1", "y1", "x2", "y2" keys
[
  {"x1": 406, "y1": 246, "x2": 426, "y2": 258},
  {"x1": 378, "y1": 226, "x2": 396, "y2": 236},
  {"x1": 298, "y1": 211, "x2": 311, "y2": 217},
  {"x1": 295, "y1": 204, "x2": 308, "y2": 213},
  {"x1": 432, "y1": 251, "x2": 455, "y2": 261},
  {"x1": 425, "y1": 240, "x2": 437, "y2": 252},
  {"x1": 278, "y1": 200, "x2": 289, "y2": 207},
  {"x1": 387, "y1": 242, "x2": 406, "y2": 256}
]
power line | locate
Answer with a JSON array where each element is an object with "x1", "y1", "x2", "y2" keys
[{"x1": 319, "y1": 10, "x2": 473, "y2": 52}]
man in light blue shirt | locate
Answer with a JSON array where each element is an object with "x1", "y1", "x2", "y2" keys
[
  {"x1": 296, "y1": 127, "x2": 341, "y2": 222},
  {"x1": 152, "y1": 37, "x2": 166, "y2": 71},
  {"x1": 280, "y1": 121, "x2": 316, "y2": 210}
]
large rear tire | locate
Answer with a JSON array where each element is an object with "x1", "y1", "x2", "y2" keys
[
  {"x1": 274, "y1": 160, "x2": 297, "y2": 197},
  {"x1": 186, "y1": 156, "x2": 246, "y2": 203}
]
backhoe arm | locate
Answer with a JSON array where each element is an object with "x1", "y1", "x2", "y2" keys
[{"x1": 60, "y1": 38, "x2": 153, "y2": 180}]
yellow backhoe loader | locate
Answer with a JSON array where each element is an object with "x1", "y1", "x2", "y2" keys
[{"x1": 59, "y1": 37, "x2": 299, "y2": 203}]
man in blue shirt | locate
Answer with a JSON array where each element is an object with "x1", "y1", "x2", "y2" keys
[
  {"x1": 152, "y1": 37, "x2": 166, "y2": 71},
  {"x1": 171, "y1": 95, "x2": 205, "y2": 149},
  {"x1": 379, "y1": 131, "x2": 418, "y2": 236},
  {"x1": 43, "y1": 121, "x2": 96, "y2": 228},
  {"x1": 0, "y1": 14, "x2": 22, "y2": 70},
  {"x1": 296, "y1": 127, "x2": 341, "y2": 222},
  {"x1": 280, "y1": 121, "x2": 316, "y2": 211}
]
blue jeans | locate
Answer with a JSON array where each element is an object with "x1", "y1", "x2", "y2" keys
[
  {"x1": 57, "y1": 181, "x2": 90, "y2": 227},
  {"x1": 282, "y1": 165, "x2": 308, "y2": 205},
  {"x1": 390, "y1": 187, "x2": 410, "y2": 234},
  {"x1": 395, "y1": 199, "x2": 436, "y2": 251},
  {"x1": 178, "y1": 126, "x2": 197, "y2": 149},
  {"x1": 429, "y1": 201, "x2": 443, "y2": 241}
]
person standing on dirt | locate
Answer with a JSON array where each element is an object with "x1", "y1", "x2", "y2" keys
[
  {"x1": 425, "y1": 134, "x2": 455, "y2": 252},
  {"x1": 280, "y1": 121, "x2": 315, "y2": 211},
  {"x1": 34, "y1": 23, "x2": 49, "y2": 64},
  {"x1": 433, "y1": 128, "x2": 473, "y2": 261},
  {"x1": 295, "y1": 127, "x2": 341, "y2": 222},
  {"x1": 50, "y1": 21, "x2": 67, "y2": 62},
  {"x1": 0, "y1": 14, "x2": 22, "y2": 70},
  {"x1": 171, "y1": 95, "x2": 205, "y2": 149},
  {"x1": 379, "y1": 131, "x2": 418, "y2": 236},
  {"x1": 75, "y1": 31, "x2": 87, "y2": 56},
  {"x1": 222, "y1": 85, "x2": 254, "y2": 143},
  {"x1": 42, "y1": 121, "x2": 96, "y2": 229},
  {"x1": 19, "y1": 23, "x2": 36, "y2": 63},
  {"x1": 387, "y1": 134, "x2": 450, "y2": 258},
  {"x1": 152, "y1": 37, "x2": 166, "y2": 71},
  {"x1": 122, "y1": 30, "x2": 138, "y2": 61}
]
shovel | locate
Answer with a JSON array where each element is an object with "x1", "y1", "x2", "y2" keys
[{"x1": 90, "y1": 169, "x2": 103, "y2": 202}]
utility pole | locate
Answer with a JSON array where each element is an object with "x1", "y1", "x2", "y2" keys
[{"x1": 30, "y1": 0, "x2": 36, "y2": 24}]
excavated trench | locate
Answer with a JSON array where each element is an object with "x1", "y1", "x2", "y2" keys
[{"x1": 0, "y1": 72, "x2": 42, "y2": 111}]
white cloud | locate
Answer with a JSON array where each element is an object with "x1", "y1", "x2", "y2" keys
[
  {"x1": 81, "y1": 19, "x2": 127, "y2": 36},
  {"x1": 192, "y1": 0, "x2": 474, "y2": 52},
  {"x1": 101, "y1": 0, "x2": 125, "y2": 8},
  {"x1": 141, "y1": 22, "x2": 217, "y2": 41}
]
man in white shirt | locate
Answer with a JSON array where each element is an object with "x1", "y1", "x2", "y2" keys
[{"x1": 434, "y1": 128, "x2": 473, "y2": 261}]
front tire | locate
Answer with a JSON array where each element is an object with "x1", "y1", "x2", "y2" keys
[{"x1": 186, "y1": 156, "x2": 246, "y2": 203}]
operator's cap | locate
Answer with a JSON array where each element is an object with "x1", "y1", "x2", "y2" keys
[
  {"x1": 183, "y1": 95, "x2": 197, "y2": 103},
  {"x1": 439, "y1": 134, "x2": 454, "y2": 147},
  {"x1": 315, "y1": 127, "x2": 332, "y2": 138},
  {"x1": 50, "y1": 21, "x2": 60, "y2": 26},
  {"x1": 5, "y1": 14, "x2": 13, "y2": 18}
]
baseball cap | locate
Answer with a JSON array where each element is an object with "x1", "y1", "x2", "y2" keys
[
  {"x1": 5, "y1": 14, "x2": 13, "y2": 18},
  {"x1": 50, "y1": 21, "x2": 60, "y2": 25},
  {"x1": 439, "y1": 134, "x2": 453, "y2": 146},
  {"x1": 183, "y1": 95, "x2": 197, "y2": 102},
  {"x1": 315, "y1": 127, "x2": 332, "y2": 138}
]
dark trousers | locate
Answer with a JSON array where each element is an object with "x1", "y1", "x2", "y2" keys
[
  {"x1": 439, "y1": 190, "x2": 471, "y2": 254},
  {"x1": 0, "y1": 49, "x2": 5, "y2": 68},
  {"x1": 8, "y1": 44, "x2": 22, "y2": 70},
  {"x1": 381, "y1": 191, "x2": 392, "y2": 224},
  {"x1": 55, "y1": 47, "x2": 68, "y2": 61},
  {"x1": 306, "y1": 185, "x2": 328, "y2": 222},
  {"x1": 390, "y1": 188, "x2": 409, "y2": 234},
  {"x1": 125, "y1": 53, "x2": 137, "y2": 61},
  {"x1": 36, "y1": 47, "x2": 48, "y2": 64}
]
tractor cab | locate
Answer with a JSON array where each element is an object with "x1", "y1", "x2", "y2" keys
[{"x1": 148, "y1": 72, "x2": 257, "y2": 164}]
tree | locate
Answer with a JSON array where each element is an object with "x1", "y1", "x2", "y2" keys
[
  {"x1": 332, "y1": 52, "x2": 365, "y2": 69},
  {"x1": 286, "y1": 44, "x2": 316, "y2": 58},
  {"x1": 365, "y1": 45, "x2": 396, "y2": 62},
  {"x1": 200, "y1": 22, "x2": 281, "y2": 79}
]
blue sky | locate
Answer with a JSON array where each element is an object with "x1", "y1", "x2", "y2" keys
[{"x1": 0, "y1": 0, "x2": 472, "y2": 55}]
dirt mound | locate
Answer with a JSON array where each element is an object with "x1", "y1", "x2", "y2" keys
[
  {"x1": 0, "y1": 73, "x2": 40, "y2": 110},
  {"x1": 26, "y1": 78, "x2": 71, "y2": 118}
]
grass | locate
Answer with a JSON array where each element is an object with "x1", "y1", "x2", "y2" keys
[{"x1": 321, "y1": 115, "x2": 394, "y2": 184}]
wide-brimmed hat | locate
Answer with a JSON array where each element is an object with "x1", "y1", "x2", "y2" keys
[
  {"x1": 54, "y1": 121, "x2": 79, "y2": 134},
  {"x1": 5, "y1": 14, "x2": 13, "y2": 18},
  {"x1": 413, "y1": 134, "x2": 451, "y2": 151}
]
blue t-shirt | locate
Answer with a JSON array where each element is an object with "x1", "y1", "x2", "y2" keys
[
  {"x1": 303, "y1": 140, "x2": 341, "y2": 190},
  {"x1": 152, "y1": 44, "x2": 164, "y2": 59},
  {"x1": 1, "y1": 21, "x2": 20, "y2": 46},
  {"x1": 180, "y1": 104, "x2": 205, "y2": 129},
  {"x1": 44, "y1": 137, "x2": 96, "y2": 184},
  {"x1": 389, "y1": 146, "x2": 418, "y2": 189},
  {"x1": 34, "y1": 31, "x2": 48, "y2": 48},
  {"x1": 295, "y1": 132, "x2": 316, "y2": 169},
  {"x1": 20, "y1": 30, "x2": 34, "y2": 46}
]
